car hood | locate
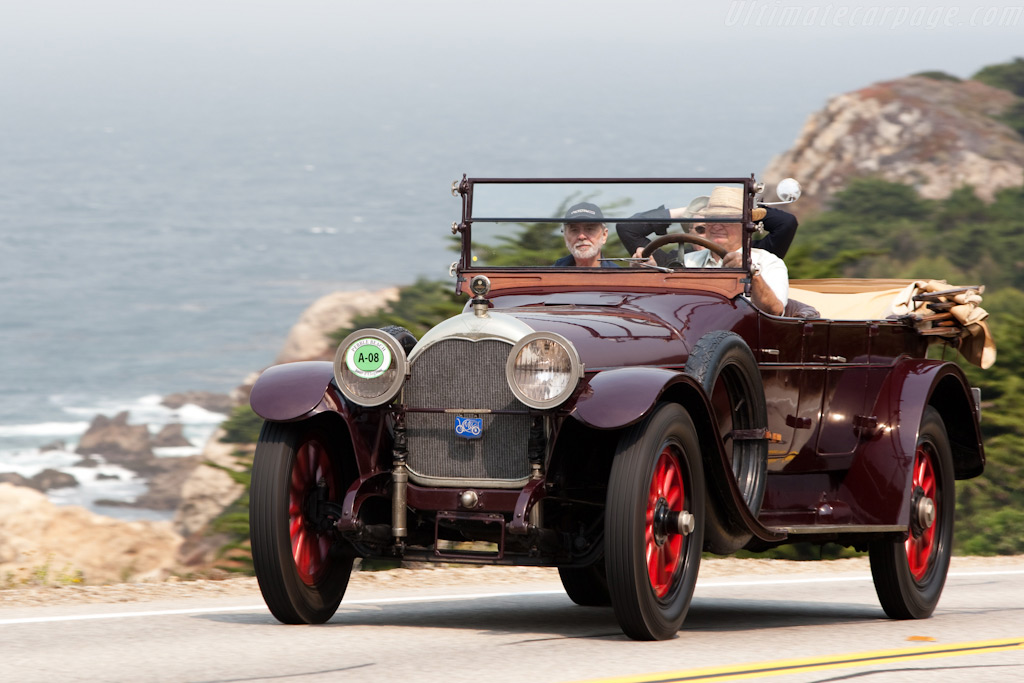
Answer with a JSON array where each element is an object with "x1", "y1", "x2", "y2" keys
[{"x1": 493, "y1": 290, "x2": 726, "y2": 371}]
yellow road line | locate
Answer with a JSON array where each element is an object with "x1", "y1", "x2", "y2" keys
[{"x1": 573, "y1": 636, "x2": 1024, "y2": 683}]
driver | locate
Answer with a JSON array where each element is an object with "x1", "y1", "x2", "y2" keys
[
  {"x1": 616, "y1": 190, "x2": 798, "y2": 264},
  {"x1": 628, "y1": 187, "x2": 788, "y2": 316},
  {"x1": 554, "y1": 202, "x2": 621, "y2": 268}
]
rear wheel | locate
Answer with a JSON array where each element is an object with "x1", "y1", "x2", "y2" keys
[
  {"x1": 684, "y1": 331, "x2": 767, "y2": 515},
  {"x1": 869, "y1": 407, "x2": 954, "y2": 619},
  {"x1": 606, "y1": 403, "x2": 705, "y2": 640},
  {"x1": 250, "y1": 421, "x2": 353, "y2": 624}
]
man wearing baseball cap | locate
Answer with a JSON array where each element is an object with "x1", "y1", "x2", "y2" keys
[{"x1": 554, "y1": 202, "x2": 620, "y2": 268}]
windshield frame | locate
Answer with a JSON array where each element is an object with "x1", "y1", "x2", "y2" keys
[{"x1": 452, "y1": 175, "x2": 759, "y2": 278}]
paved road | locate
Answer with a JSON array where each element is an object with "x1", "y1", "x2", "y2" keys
[{"x1": 2, "y1": 559, "x2": 1022, "y2": 683}]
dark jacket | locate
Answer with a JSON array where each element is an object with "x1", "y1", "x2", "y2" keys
[
  {"x1": 553, "y1": 254, "x2": 621, "y2": 267},
  {"x1": 616, "y1": 206, "x2": 798, "y2": 266}
]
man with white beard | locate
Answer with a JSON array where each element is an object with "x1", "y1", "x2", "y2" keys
[{"x1": 553, "y1": 202, "x2": 621, "y2": 268}]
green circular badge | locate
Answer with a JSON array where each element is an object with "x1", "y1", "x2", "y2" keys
[{"x1": 345, "y1": 337, "x2": 392, "y2": 379}]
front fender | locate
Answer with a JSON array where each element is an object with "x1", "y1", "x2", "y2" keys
[
  {"x1": 250, "y1": 361, "x2": 339, "y2": 422},
  {"x1": 570, "y1": 366, "x2": 786, "y2": 552},
  {"x1": 572, "y1": 367, "x2": 698, "y2": 429}
]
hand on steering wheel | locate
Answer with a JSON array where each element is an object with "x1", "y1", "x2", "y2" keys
[{"x1": 641, "y1": 233, "x2": 730, "y2": 261}]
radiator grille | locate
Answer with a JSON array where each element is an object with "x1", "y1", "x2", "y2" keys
[{"x1": 403, "y1": 338, "x2": 531, "y2": 487}]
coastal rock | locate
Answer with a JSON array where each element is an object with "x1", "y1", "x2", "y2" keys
[
  {"x1": 0, "y1": 483, "x2": 183, "y2": 584},
  {"x1": 162, "y1": 391, "x2": 234, "y2": 415},
  {"x1": 76, "y1": 411, "x2": 154, "y2": 465},
  {"x1": 762, "y1": 76, "x2": 1024, "y2": 216},
  {"x1": 275, "y1": 287, "x2": 401, "y2": 363},
  {"x1": 30, "y1": 468, "x2": 78, "y2": 490},
  {"x1": 151, "y1": 423, "x2": 193, "y2": 448},
  {"x1": 0, "y1": 473, "x2": 38, "y2": 490},
  {"x1": 173, "y1": 428, "x2": 248, "y2": 539},
  {"x1": 96, "y1": 456, "x2": 201, "y2": 511}
]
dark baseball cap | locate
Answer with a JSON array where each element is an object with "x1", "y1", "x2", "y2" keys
[{"x1": 564, "y1": 202, "x2": 604, "y2": 222}]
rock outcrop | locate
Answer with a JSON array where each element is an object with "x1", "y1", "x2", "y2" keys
[
  {"x1": 275, "y1": 287, "x2": 400, "y2": 363},
  {"x1": 151, "y1": 423, "x2": 193, "y2": 448},
  {"x1": 763, "y1": 76, "x2": 1024, "y2": 216},
  {"x1": 174, "y1": 429, "x2": 248, "y2": 538},
  {"x1": 75, "y1": 411, "x2": 153, "y2": 464},
  {"x1": 161, "y1": 391, "x2": 233, "y2": 415},
  {"x1": 0, "y1": 484, "x2": 183, "y2": 584}
]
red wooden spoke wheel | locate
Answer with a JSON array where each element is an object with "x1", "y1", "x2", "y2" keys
[
  {"x1": 646, "y1": 446, "x2": 685, "y2": 598},
  {"x1": 289, "y1": 438, "x2": 335, "y2": 585},
  {"x1": 251, "y1": 421, "x2": 353, "y2": 624},
  {"x1": 906, "y1": 443, "x2": 938, "y2": 582},
  {"x1": 869, "y1": 407, "x2": 954, "y2": 620},
  {"x1": 607, "y1": 402, "x2": 705, "y2": 640}
]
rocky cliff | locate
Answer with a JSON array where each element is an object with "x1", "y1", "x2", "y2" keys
[
  {"x1": 0, "y1": 484, "x2": 182, "y2": 584},
  {"x1": 763, "y1": 75, "x2": 1024, "y2": 216}
]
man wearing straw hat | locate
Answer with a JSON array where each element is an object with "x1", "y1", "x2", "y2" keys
[
  {"x1": 625, "y1": 187, "x2": 789, "y2": 316},
  {"x1": 616, "y1": 192, "x2": 798, "y2": 262}
]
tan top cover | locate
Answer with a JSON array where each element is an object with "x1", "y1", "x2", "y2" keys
[{"x1": 789, "y1": 279, "x2": 995, "y2": 369}]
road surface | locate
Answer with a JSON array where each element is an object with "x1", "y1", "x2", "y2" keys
[{"x1": 1, "y1": 556, "x2": 1022, "y2": 682}]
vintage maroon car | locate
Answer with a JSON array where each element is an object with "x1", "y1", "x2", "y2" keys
[{"x1": 248, "y1": 176, "x2": 986, "y2": 640}]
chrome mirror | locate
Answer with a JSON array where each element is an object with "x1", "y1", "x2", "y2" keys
[{"x1": 761, "y1": 178, "x2": 801, "y2": 205}]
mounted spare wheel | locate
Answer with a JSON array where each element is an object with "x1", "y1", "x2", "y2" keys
[{"x1": 684, "y1": 331, "x2": 768, "y2": 516}]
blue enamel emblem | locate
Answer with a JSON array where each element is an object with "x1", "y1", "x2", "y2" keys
[{"x1": 454, "y1": 415, "x2": 483, "y2": 439}]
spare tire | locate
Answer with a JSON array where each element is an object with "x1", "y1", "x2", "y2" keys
[
  {"x1": 684, "y1": 331, "x2": 768, "y2": 515},
  {"x1": 379, "y1": 325, "x2": 417, "y2": 355}
]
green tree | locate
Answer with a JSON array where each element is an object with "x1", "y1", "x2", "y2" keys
[
  {"x1": 973, "y1": 56, "x2": 1024, "y2": 96},
  {"x1": 829, "y1": 177, "x2": 932, "y2": 220},
  {"x1": 972, "y1": 57, "x2": 1024, "y2": 136}
]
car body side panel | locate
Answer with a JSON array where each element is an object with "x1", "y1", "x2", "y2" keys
[{"x1": 839, "y1": 358, "x2": 983, "y2": 525}]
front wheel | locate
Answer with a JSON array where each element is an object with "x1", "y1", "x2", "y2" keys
[
  {"x1": 606, "y1": 403, "x2": 705, "y2": 640},
  {"x1": 250, "y1": 421, "x2": 354, "y2": 624},
  {"x1": 869, "y1": 407, "x2": 954, "y2": 619}
]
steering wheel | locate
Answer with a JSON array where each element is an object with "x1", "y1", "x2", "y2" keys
[{"x1": 641, "y1": 233, "x2": 730, "y2": 260}]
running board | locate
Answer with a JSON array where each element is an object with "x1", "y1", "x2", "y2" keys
[{"x1": 766, "y1": 524, "x2": 907, "y2": 534}]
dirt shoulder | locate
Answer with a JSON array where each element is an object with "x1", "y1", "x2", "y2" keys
[{"x1": 2, "y1": 555, "x2": 1021, "y2": 610}]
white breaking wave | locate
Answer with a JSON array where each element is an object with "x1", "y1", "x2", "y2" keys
[{"x1": 0, "y1": 421, "x2": 90, "y2": 438}]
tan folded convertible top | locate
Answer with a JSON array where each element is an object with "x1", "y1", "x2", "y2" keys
[{"x1": 789, "y1": 278, "x2": 995, "y2": 369}]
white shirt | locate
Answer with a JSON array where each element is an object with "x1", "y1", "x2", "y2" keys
[{"x1": 682, "y1": 248, "x2": 789, "y2": 307}]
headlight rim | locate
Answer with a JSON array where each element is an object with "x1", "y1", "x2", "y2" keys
[
  {"x1": 333, "y1": 328, "x2": 408, "y2": 407},
  {"x1": 505, "y1": 331, "x2": 583, "y2": 410}
]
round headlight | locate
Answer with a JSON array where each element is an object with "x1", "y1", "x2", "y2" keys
[
  {"x1": 334, "y1": 329, "x2": 408, "y2": 407},
  {"x1": 506, "y1": 332, "x2": 583, "y2": 409}
]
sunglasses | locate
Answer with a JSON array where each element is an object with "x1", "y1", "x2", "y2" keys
[{"x1": 690, "y1": 225, "x2": 707, "y2": 235}]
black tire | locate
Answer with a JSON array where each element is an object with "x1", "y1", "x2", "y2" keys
[
  {"x1": 250, "y1": 420, "x2": 354, "y2": 624},
  {"x1": 558, "y1": 563, "x2": 611, "y2": 606},
  {"x1": 869, "y1": 407, "x2": 954, "y2": 619},
  {"x1": 379, "y1": 325, "x2": 417, "y2": 355},
  {"x1": 606, "y1": 403, "x2": 705, "y2": 640},
  {"x1": 684, "y1": 331, "x2": 768, "y2": 515}
]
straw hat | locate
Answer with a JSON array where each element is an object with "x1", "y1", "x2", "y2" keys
[
  {"x1": 703, "y1": 186, "x2": 766, "y2": 221},
  {"x1": 681, "y1": 195, "x2": 709, "y2": 219}
]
